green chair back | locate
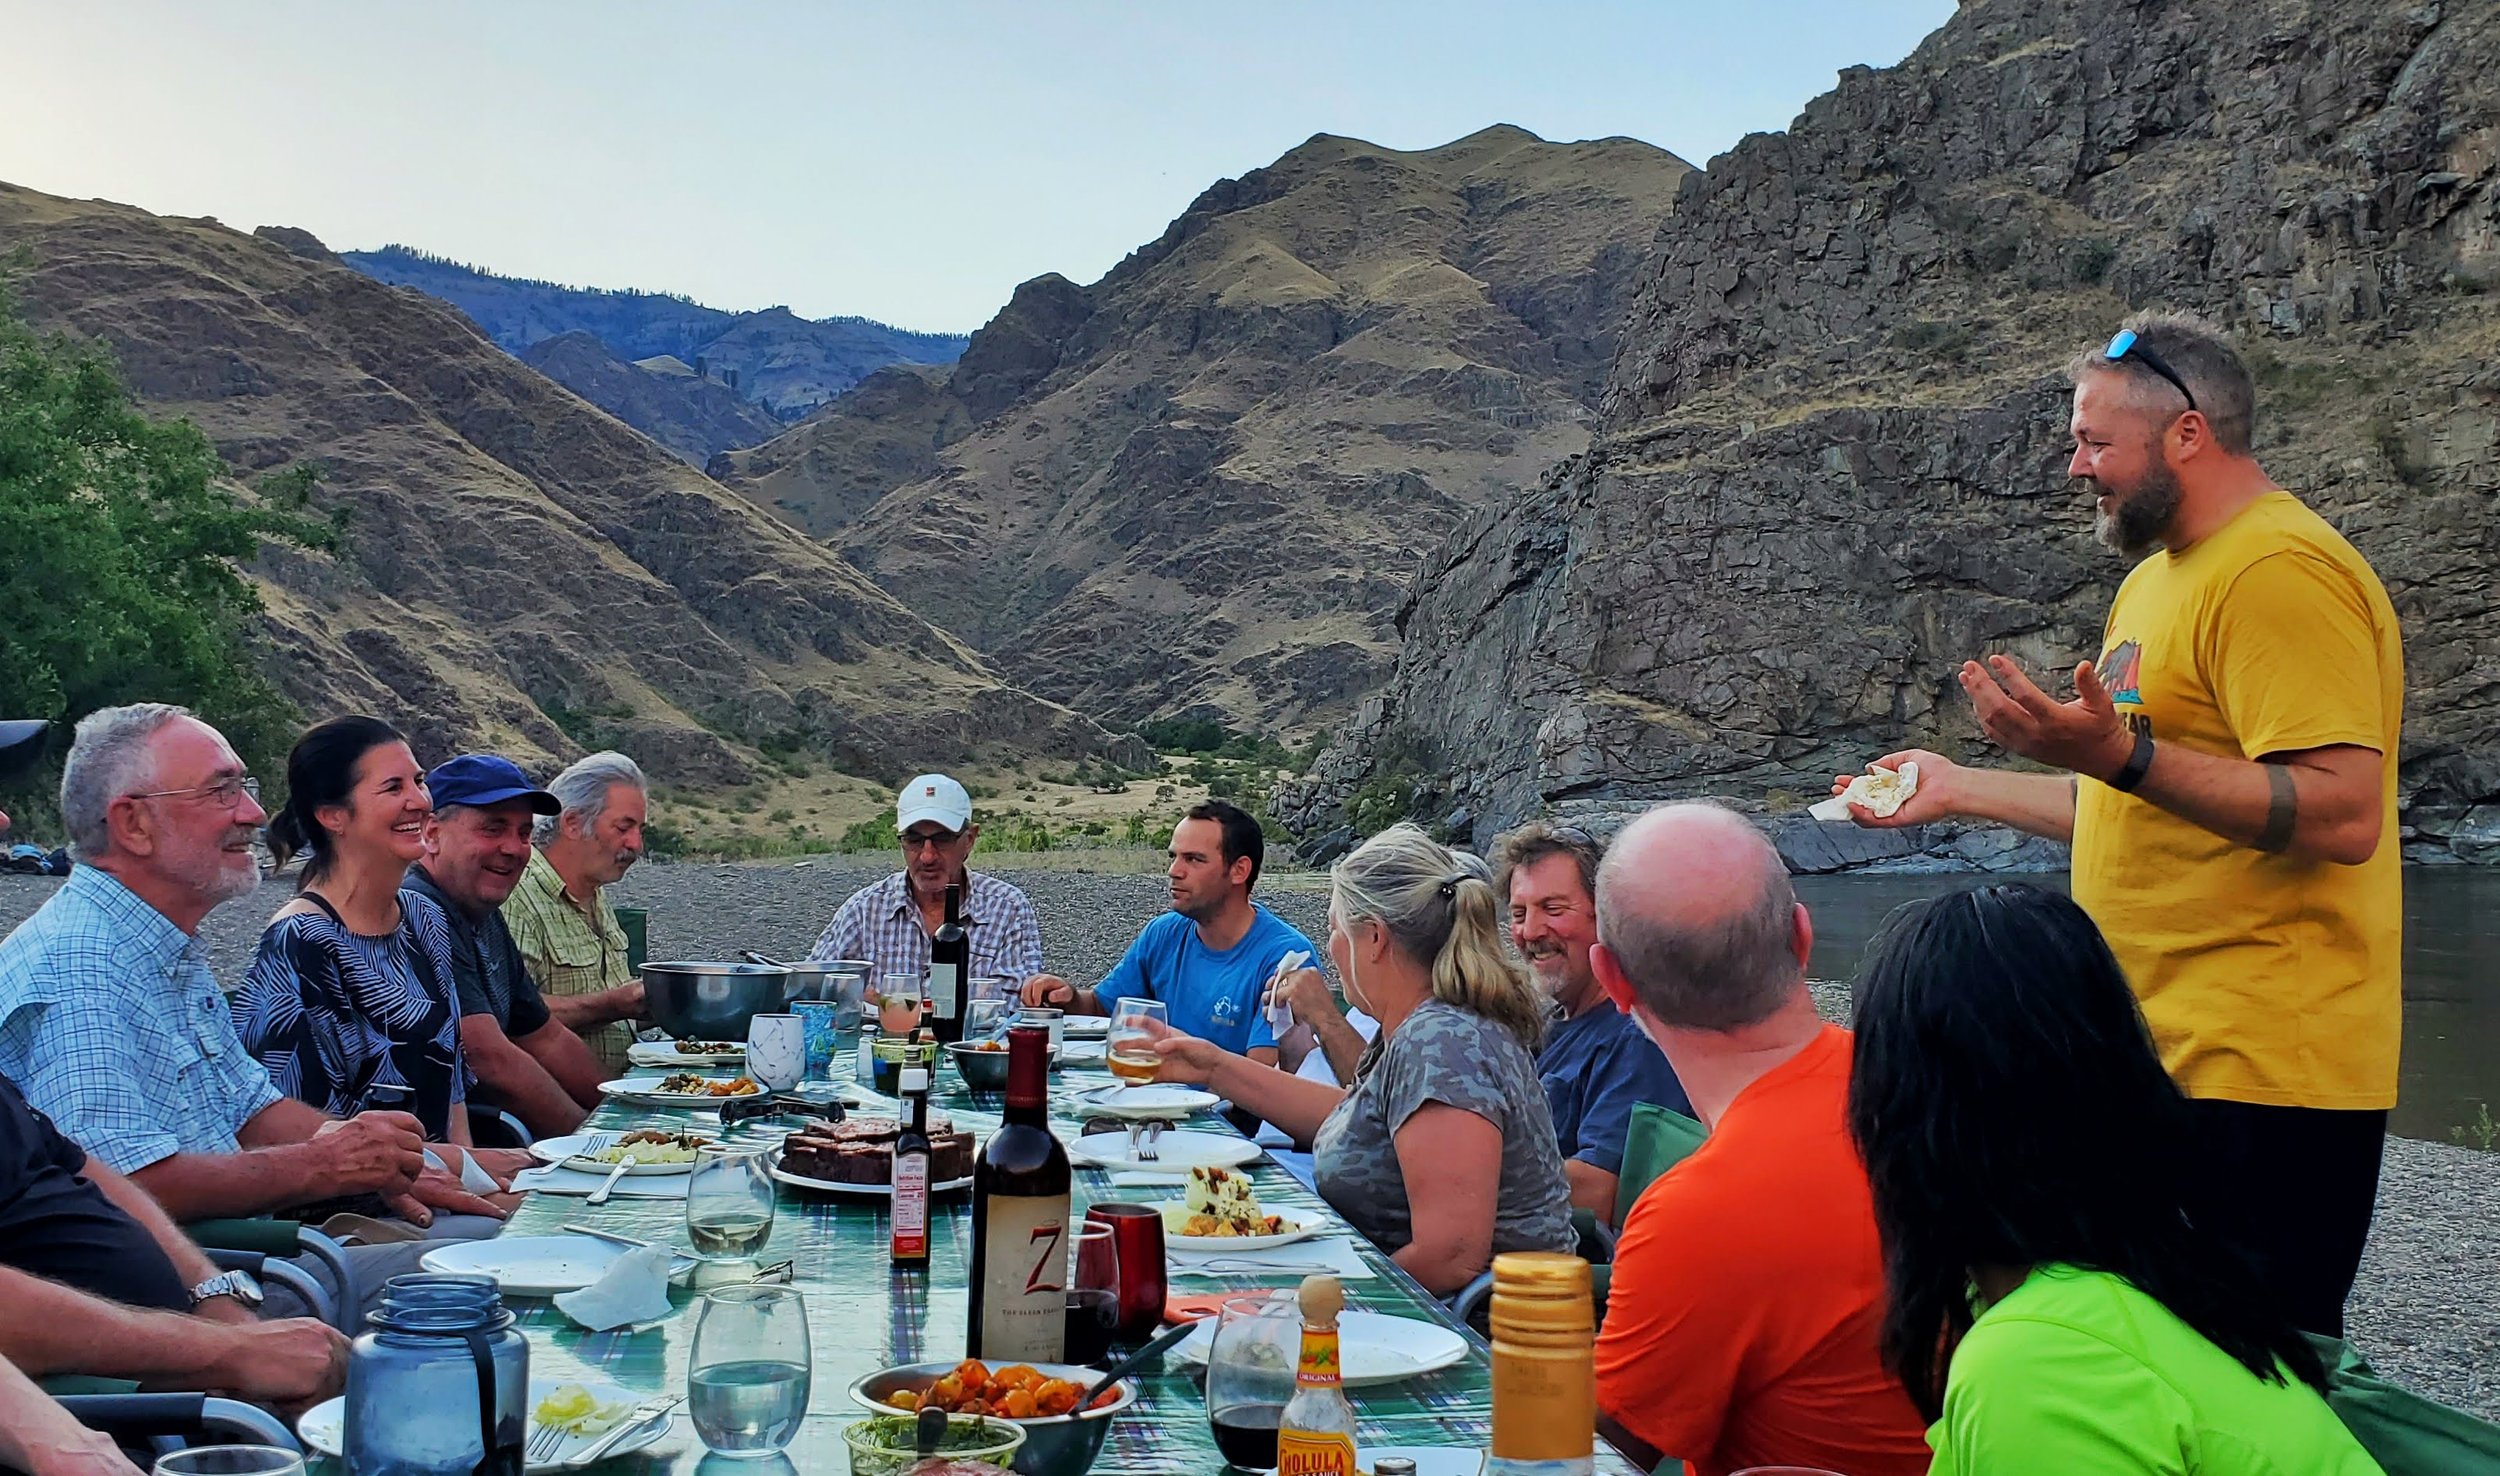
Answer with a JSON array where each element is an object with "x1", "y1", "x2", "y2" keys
[
  {"x1": 2307, "y1": 1334, "x2": 2500, "y2": 1474},
  {"x1": 1614, "y1": 1102, "x2": 1708, "y2": 1224}
]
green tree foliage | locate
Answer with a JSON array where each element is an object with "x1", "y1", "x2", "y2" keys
[{"x1": 0, "y1": 281, "x2": 333, "y2": 795}]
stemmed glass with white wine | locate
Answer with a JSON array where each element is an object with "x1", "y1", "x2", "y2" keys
[
  {"x1": 687, "y1": 1143, "x2": 776, "y2": 1260},
  {"x1": 1106, "y1": 997, "x2": 1167, "y2": 1087}
]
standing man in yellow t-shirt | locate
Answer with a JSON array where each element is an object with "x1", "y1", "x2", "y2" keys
[{"x1": 1838, "y1": 312, "x2": 2403, "y2": 1337}]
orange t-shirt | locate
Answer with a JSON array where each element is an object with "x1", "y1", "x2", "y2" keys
[{"x1": 1594, "y1": 1025, "x2": 1928, "y2": 1476}]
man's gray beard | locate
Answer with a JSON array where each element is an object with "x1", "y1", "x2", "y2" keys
[
  {"x1": 2092, "y1": 461, "x2": 2184, "y2": 558},
  {"x1": 171, "y1": 838, "x2": 262, "y2": 909}
]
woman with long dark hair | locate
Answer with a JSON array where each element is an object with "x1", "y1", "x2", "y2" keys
[
  {"x1": 1848, "y1": 883, "x2": 2379, "y2": 1472},
  {"x1": 234, "y1": 716, "x2": 525, "y2": 1198}
]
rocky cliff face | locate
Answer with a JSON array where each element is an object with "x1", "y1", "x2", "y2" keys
[
  {"x1": 0, "y1": 186, "x2": 1127, "y2": 788},
  {"x1": 520, "y1": 331, "x2": 785, "y2": 465},
  {"x1": 716, "y1": 127, "x2": 1689, "y2": 732},
  {"x1": 1283, "y1": 0, "x2": 2500, "y2": 866},
  {"x1": 342, "y1": 245, "x2": 969, "y2": 421}
]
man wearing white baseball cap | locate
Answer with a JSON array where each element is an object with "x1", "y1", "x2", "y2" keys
[{"x1": 807, "y1": 773, "x2": 1043, "y2": 993}]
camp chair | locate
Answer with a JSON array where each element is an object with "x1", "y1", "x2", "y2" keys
[
  {"x1": 186, "y1": 1219, "x2": 351, "y2": 1331},
  {"x1": 2308, "y1": 1334, "x2": 2500, "y2": 1474},
  {"x1": 467, "y1": 1104, "x2": 535, "y2": 1149},
  {"x1": 1450, "y1": 1205, "x2": 1617, "y2": 1331},
  {"x1": 43, "y1": 1376, "x2": 299, "y2": 1460},
  {"x1": 1614, "y1": 1102, "x2": 1707, "y2": 1225}
]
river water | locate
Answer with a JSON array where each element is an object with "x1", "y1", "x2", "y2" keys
[{"x1": 1793, "y1": 867, "x2": 2500, "y2": 1144}]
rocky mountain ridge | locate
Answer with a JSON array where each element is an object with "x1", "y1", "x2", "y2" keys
[
  {"x1": 716, "y1": 125, "x2": 1691, "y2": 732},
  {"x1": 518, "y1": 331, "x2": 784, "y2": 465},
  {"x1": 0, "y1": 187, "x2": 1127, "y2": 790},
  {"x1": 343, "y1": 244, "x2": 970, "y2": 423},
  {"x1": 1283, "y1": 0, "x2": 2500, "y2": 868}
]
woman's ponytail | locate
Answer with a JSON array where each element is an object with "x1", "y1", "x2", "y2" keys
[{"x1": 1331, "y1": 824, "x2": 1546, "y2": 1050}]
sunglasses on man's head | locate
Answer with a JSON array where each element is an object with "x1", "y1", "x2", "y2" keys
[{"x1": 2105, "y1": 329, "x2": 2197, "y2": 412}]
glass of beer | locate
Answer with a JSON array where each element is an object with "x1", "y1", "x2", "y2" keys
[{"x1": 1107, "y1": 997, "x2": 1167, "y2": 1086}]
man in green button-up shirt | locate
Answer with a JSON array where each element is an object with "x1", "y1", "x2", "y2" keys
[{"x1": 501, "y1": 752, "x2": 649, "y2": 1073}]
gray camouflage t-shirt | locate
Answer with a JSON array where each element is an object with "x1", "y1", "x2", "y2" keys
[{"x1": 1311, "y1": 997, "x2": 1573, "y2": 1258}]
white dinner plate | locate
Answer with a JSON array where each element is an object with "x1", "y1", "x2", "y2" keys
[
  {"x1": 1154, "y1": 1200, "x2": 1324, "y2": 1251},
  {"x1": 1056, "y1": 1041, "x2": 1108, "y2": 1066},
  {"x1": 597, "y1": 1076, "x2": 765, "y2": 1107},
  {"x1": 1060, "y1": 1017, "x2": 1111, "y2": 1038},
  {"x1": 1066, "y1": 1128, "x2": 1263, "y2": 1173},
  {"x1": 298, "y1": 1377, "x2": 669, "y2": 1470},
  {"x1": 418, "y1": 1235, "x2": 691, "y2": 1296},
  {"x1": 530, "y1": 1131, "x2": 710, "y2": 1176},
  {"x1": 768, "y1": 1155, "x2": 973, "y2": 1198},
  {"x1": 1174, "y1": 1310, "x2": 1470, "y2": 1387},
  {"x1": 627, "y1": 1040, "x2": 746, "y2": 1067},
  {"x1": 1076, "y1": 1084, "x2": 1222, "y2": 1120}
]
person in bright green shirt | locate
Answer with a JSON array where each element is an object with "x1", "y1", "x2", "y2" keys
[{"x1": 1848, "y1": 885, "x2": 2384, "y2": 1476}]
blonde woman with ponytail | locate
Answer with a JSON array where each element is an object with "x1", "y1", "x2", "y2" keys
[{"x1": 1147, "y1": 823, "x2": 1574, "y2": 1294}]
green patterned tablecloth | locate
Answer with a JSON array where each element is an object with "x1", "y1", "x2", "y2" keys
[{"x1": 398, "y1": 1055, "x2": 1641, "y2": 1473}]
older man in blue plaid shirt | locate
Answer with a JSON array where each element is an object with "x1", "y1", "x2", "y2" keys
[
  {"x1": 0, "y1": 705, "x2": 499, "y2": 1236},
  {"x1": 809, "y1": 774, "x2": 1043, "y2": 993}
]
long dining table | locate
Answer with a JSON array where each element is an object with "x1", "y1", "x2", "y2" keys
[{"x1": 381, "y1": 1039, "x2": 1644, "y2": 1475}]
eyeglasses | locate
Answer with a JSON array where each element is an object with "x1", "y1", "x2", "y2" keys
[
  {"x1": 1551, "y1": 825, "x2": 1601, "y2": 850},
  {"x1": 899, "y1": 829, "x2": 963, "y2": 852},
  {"x1": 2105, "y1": 329, "x2": 2197, "y2": 412},
  {"x1": 127, "y1": 775, "x2": 261, "y2": 809}
]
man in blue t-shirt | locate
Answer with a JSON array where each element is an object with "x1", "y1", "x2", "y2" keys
[
  {"x1": 1022, "y1": 801, "x2": 1312, "y2": 1062},
  {"x1": 1495, "y1": 821, "x2": 1693, "y2": 1228}
]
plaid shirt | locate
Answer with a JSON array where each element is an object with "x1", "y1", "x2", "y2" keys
[
  {"x1": 0, "y1": 865, "x2": 281, "y2": 1173},
  {"x1": 501, "y1": 849, "x2": 637, "y2": 1072},
  {"x1": 808, "y1": 870, "x2": 1042, "y2": 991}
]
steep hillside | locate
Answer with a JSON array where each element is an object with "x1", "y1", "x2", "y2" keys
[
  {"x1": 342, "y1": 245, "x2": 970, "y2": 420},
  {"x1": 717, "y1": 126, "x2": 1689, "y2": 731},
  {"x1": 1284, "y1": 0, "x2": 2500, "y2": 865},
  {"x1": 0, "y1": 186, "x2": 1125, "y2": 789},
  {"x1": 519, "y1": 331, "x2": 783, "y2": 465}
]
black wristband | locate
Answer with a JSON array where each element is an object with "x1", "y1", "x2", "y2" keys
[{"x1": 2108, "y1": 728, "x2": 2156, "y2": 794}]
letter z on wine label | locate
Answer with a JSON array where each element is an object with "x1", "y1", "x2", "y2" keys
[{"x1": 977, "y1": 1197, "x2": 1067, "y2": 1361}]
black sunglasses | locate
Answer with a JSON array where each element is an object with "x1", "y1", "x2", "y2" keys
[{"x1": 2105, "y1": 329, "x2": 2197, "y2": 412}]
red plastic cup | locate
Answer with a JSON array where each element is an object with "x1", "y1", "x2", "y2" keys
[{"x1": 1084, "y1": 1202, "x2": 1168, "y2": 1344}]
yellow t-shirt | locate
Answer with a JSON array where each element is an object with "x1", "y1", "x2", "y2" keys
[{"x1": 2071, "y1": 490, "x2": 2403, "y2": 1110}]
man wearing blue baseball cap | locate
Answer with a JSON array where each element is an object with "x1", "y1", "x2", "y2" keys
[{"x1": 402, "y1": 755, "x2": 610, "y2": 1137}]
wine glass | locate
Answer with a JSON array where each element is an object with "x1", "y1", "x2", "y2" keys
[
  {"x1": 687, "y1": 1143, "x2": 776, "y2": 1261},
  {"x1": 1204, "y1": 1292, "x2": 1299, "y2": 1470},
  {"x1": 1064, "y1": 1222, "x2": 1120, "y2": 1366},
  {"x1": 151, "y1": 1450, "x2": 305, "y2": 1476},
  {"x1": 1107, "y1": 997, "x2": 1168, "y2": 1088},
  {"x1": 689, "y1": 1283, "x2": 811, "y2": 1456},
  {"x1": 965, "y1": 997, "x2": 1013, "y2": 1042},
  {"x1": 877, "y1": 975, "x2": 927, "y2": 1037}
]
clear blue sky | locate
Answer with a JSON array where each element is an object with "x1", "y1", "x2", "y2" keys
[{"x1": 1, "y1": 1, "x2": 1955, "y2": 333}]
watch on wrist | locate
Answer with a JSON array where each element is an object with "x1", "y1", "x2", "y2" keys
[
  {"x1": 2108, "y1": 728, "x2": 2156, "y2": 794},
  {"x1": 189, "y1": 1268, "x2": 265, "y2": 1310}
]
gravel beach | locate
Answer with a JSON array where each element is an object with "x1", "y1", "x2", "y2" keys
[{"x1": 2, "y1": 852, "x2": 2491, "y2": 1417}]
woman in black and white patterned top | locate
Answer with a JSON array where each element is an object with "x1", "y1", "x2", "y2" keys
[{"x1": 234, "y1": 717, "x2": 523, "y2": 1197}]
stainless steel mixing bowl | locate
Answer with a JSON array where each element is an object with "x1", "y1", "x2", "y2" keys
[{"x1": 641, "y1": 961, "x2": 804, "y2": 1040}]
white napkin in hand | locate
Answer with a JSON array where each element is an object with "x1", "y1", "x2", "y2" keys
[
  {"x1": 1263, "y1": 949, "x2": 1312, "y2": 1033},
  {"x1": 422, "y1": 1147, "x2": 503, "y2": 1195},
  {"x1": 554, "y1": 1243, "x2": 676, "y2": 1331}
]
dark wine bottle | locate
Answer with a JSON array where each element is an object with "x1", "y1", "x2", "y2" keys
[
  {"x1": 966, "y1": 1023, "x2": 1069, "y2": 1361},
  {"x1": 891, "y1": 1066, "x2": 933, "y2": 1267},
  {"x1": 928, "y1": 882, "x2": 968, "y2": 1045}
]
